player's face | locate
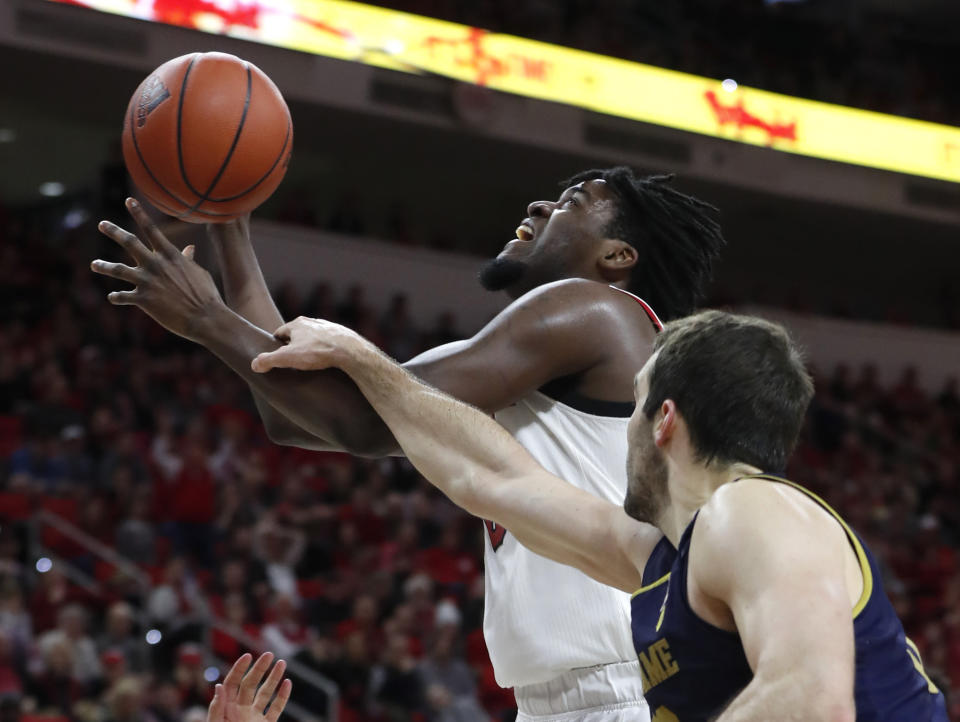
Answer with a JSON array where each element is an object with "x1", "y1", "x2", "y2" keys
[
  {"x1": 624, "y1": 358, "x2": 670, "y2": 525},
  {"x1": 479, "y1": 179, "x2": 619, "y2": 298}
]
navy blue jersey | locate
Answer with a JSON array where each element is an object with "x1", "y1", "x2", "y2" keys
[{"x1": 630, "y1": 475, "x2": 949, "y2": 722}]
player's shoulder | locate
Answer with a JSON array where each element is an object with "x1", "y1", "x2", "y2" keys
[
  {"x1": 699, "y1": 477, "x2": 814, "y2": 536},
  {"x1": 693, "y1": 477, "x2": 843, "y2": 567},
  {"x1": 511, "y1": 279, "x2": 657, "y2": 326}
]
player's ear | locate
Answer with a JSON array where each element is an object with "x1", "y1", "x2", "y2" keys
[
  {"x1": 654, "y1": 399, "x2": 677, "y2": 447},
  {"x1": 597, "y1": 239, "x2": 638, "y2": 282}
]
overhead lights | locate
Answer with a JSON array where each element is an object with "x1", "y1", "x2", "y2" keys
[{"x1": 39, "y1": 181, "x2": 66, "y2": 197}]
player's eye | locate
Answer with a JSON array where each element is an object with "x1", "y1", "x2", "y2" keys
[{"x1": 563, "y1": 197, "x2": 579, "y2": 208}]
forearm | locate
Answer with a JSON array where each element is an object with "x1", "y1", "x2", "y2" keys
[
  {"x1": 198, "y1": 306, "x2": 399, "y2": 456},
  {"x1": 716, "y1": 673, "x2": 854, "y2": 722},
  {"x1": 338, "y1": 339, "x2": 537, "y2": 516},
  {"x1": 208, "y1": 226, "x2": 337, "y2": 447},
  {"x1": 208, "y1": 223, "x2": 284, "y2": 330}
]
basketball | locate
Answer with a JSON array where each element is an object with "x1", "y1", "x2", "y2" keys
[{"x1": 120, "y1": 52, "x2": 293, "y2": 224}]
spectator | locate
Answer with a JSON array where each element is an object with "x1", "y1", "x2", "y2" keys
[
  {"x1": 0, "y1": 580, "x2": 32, "y2": 661},
  {"x1": 418, "y1": 626, "x2": 484, "y2": 716},
  {"x1": 97, "y1": 602, "x2": 150, "y2": 674},
  {"x1": 369, "y1": 632, "x2": 425, "y2": 720},
  {"x1": 261, "y1": 593, "x2": 308, "y2": 659},
  {"x1": 38, "y1": 604, "x2": 101, "y2": 686},
  {"x1": 28, "y1": 636, "x2": 85, "y2": 716},
  {"x1": 0, "y1": 630, "x2": 23, "y2": 698},
  {"x1": 172, "y1": 644, "x2": 211, "y2": 709},
  {"x1": 253, "y1": 520, "x2": 306, "y2": 602},
  {"x1": 102, "y1": 676, "x2": 152, "y2": 722}
]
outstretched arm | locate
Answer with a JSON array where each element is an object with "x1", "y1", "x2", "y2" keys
[
  {"x1": 690, "y1": 481, "x2": 857, "y2": 722},
  {"x1": 252, "y1": 318, "x2": 655, "y2": 593},
  {"x1": 93, "y1": 199, "x2": 653, "y2": 456},
  {"x1": 206, "y1": 218, "x2": 335, "y2": 449}
]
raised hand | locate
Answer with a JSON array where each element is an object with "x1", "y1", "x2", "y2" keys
[
  {"x1": 207, "y1": 652, "x2": 291, "y2": 722},
  {"x1": 251, "y1": 317, "x2": 368, "y2": 373},
  {"x1": 91, "y1": 198, "x2": 228, "y2": 343}
]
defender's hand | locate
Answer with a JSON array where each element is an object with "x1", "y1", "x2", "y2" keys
[
  {"x1": 92, "y1": 198, "x2": 227, "y2": 343},
  {"x1": 207, "y1": 653, "x2": 291, "y2": 722},
  {"x1": 251, "y1": 317, "x2": 366, "y2": 373}
]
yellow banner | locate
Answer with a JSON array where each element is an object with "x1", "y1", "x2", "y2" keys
[{"x1": 52, "y1": 0, "x2": 960, "y2": 183}]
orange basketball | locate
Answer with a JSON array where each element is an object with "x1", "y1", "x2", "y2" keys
[{"x1": 121, "y1": 52, "x2": 293, "y2": 224}]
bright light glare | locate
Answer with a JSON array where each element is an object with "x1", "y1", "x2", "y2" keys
[
  {"x1": 36, "y1": 558, "x2": 52, "y2": 573},
  {"x1": 721, "y1": 78, "x2": 738, "y2": 92},
  {"x1": 145, "y1": 629, "x2": 163, "y2": 645},
  {"x1": 39, "y1": 182, "x2": 66, "y2": 197},
  {"x1": 204, "y1": 666, "x2": 220, "y2": 682}
]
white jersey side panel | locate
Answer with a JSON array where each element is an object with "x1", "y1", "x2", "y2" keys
[{"x1": 485, "y1": 391, "x2": 636, "y2": 688}]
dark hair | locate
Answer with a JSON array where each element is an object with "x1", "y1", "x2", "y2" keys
[
  {"x1": 562, "y1": 167, "x2": 725, "y2": 321},
  {"x1": 642, "y1": 310, "x2": 813, "y2": 472}
]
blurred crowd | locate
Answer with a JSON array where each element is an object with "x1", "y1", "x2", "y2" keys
[
  {"x1": 371, "y1": 0, "x2": 958, "y2": 125},
  {"x1": 0, "y1": 205, "x2": 958, "y2": 722}
]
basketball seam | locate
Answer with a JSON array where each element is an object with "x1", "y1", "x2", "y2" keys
[
  {"x1": 175, "y1": 55, "x2": 204, "y2": 201},
  {"x1": 180, "y1": 63, "x2": 253, "y2": 218},
  {"x1": 146, "y1": 193, "x2": 237, "y2": 218},
  {"x1": 202, "y1": 117, "x2": 292, "y2": 203},
  {"x1": 129, "y1": 61, "x2": 200, "y2": 212}
]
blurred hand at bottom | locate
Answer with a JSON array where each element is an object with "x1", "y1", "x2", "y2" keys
[{"x1": 207, "y1": 653, "x2": 291, "y2": 722}]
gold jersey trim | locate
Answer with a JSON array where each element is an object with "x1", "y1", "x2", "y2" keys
[
  {"x1": 632, "y1": 572, "x2": 671, "y2": 599},
  {"x1": 742, "y1": 474, "x2": 874, "y2": 618}
]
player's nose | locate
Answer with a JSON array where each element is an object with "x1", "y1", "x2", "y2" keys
[{"x1": 527, "y1": 200, "x2": 555, "y2": 218}]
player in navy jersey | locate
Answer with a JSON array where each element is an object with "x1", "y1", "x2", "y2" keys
[
  {"x1": 250, "y1": 309, "x2": 948, "y2": 722},
  {"x1": 93, "y1": 168, "x2": 724, "y2": 720}
]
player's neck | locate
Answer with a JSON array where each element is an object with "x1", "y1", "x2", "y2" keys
[{"x1": 659, "y1": 461, "x2": 763, "y2": 545}]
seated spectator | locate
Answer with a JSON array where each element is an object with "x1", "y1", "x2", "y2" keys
[
  {"x1": 369, "y1": 632, "x2": 425, "y2": 720},
  {"x1": 102, "y1": 676, "x2": 150, "y2": 722},
  {"x1": 210, "y1": 593, "x2": 261, "y2": 662},
  {"x1": 38, "y1": 604, "x2": 101, "y2": 686},
  {"x1": 173, "y1": 644, "x2": 212, "y2": 710},
  {"x1": 261, "y1": 593, "x2": 308, "y2": 660},
  {"x1": 254, "y1": 520, "x2": 305, "y2": 602},
  {"x1": 96, "y1": 602, "x2": 149, "y2": 674},
  {"x1": 114, "y1": 491, "x2": 157, "y2": 564},
  {"x1": 288, "y1": 628, "x2": 337, "y2": 717},
  {"x1": 0, "y1": 629, "x2": 23, "y2": 698},
  {"x1": 0, "y1": 579, "x2": 32, "y2": 661},
  {"x1": 27, "y1": 636, "x2": 85, "y2": 717},
  {"x1": 98, "y1": 649, "x2": 128, "y2": 694},
  {"x1": 418, "y1": 626, "x2": 482, "y2": 709}
]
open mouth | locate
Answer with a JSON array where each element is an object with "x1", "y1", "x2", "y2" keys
[{"x1": 514, "y1": 223, "x2": 534, "y2": 242}]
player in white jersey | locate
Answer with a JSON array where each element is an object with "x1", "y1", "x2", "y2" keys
[{"x1": 93, "y1": 167, "x2": 724, "y2": 719}]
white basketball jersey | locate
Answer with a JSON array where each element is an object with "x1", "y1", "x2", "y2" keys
[{"x1": 484, "y1": 391, "x2": 638, "y2": 688}]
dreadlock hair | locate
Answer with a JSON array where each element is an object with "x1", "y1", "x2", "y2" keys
[{"x1": 562, "y1": 167, "x2": 725, "y2": 322}]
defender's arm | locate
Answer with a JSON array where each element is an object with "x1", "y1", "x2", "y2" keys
[{"x1": 253, "y1": 319, "x2": 654, "y2": 593}]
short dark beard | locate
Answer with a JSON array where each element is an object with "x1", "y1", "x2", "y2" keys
[
  {"x1": 478, "y1": 257, "x2": 527, "y2": 292},
  {"x1": 623, "y1": 435, "x2": 670, "y2": 525}
]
